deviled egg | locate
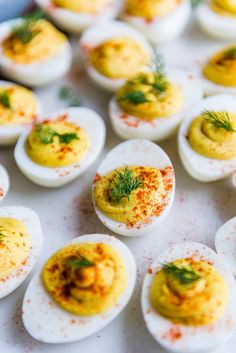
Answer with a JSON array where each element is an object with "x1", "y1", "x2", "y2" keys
[
  {"x1": 92, "y1": 139, "x2": 175, "y2": 237},
  {"x1": 178, "y1": 94, "x2": 236, "y2": 182},
  {"x1": 201, "y1": 45, "x2": 236, "y2": 95},
  {"x1": 109, "y1": 54, "x2": 203, "y2": 141},
  {"x1": 121, "y1": 0, "x2": 191, "y2": 44},
  {"x1": 142, "y1": 242, "x2": 236, "y2": 353},
  {"x1": 0, "y1": 13, "x2": 72, "y2": 86},
  {"x1": 14, "y1": 107, "x2": 106, "y2": 187},
  {"x1": 22, "y1": 233, "x2": 136, "y2": 343},
  {"x1": 79, "y1": 21, "x2": 153, "y2": 92},
  {"x1": 0, "y1": 165, "x2": 9, "y2": 203},
  {"x1": 0, "y1": 80, "x2": 40, "y2": 146},
  {"x1": 215, "y1": 217, "x2": 236, "y2": 276},
  {"x1": 196, "y1": 0, "x2": 236, "y2": 40},
  {"x1": 35, "y1": 0, "x2": 123, "y2": 34},
  {"x1": 0, "y1": 206, "x2": 43, "y2": 299}
]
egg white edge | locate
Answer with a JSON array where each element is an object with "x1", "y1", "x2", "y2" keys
[{"x1": 0, "y1": 165, "x2": 10, "y2": 203}]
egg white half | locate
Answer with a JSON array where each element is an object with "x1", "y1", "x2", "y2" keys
[
  {"x1": 14, "y1": 107, "x2": 106, "y2": 188},
  {"x1": 0, "y1": 19, "x2": 72, "y2": 87},
  {"x1": 92, "y1": 139, "x2": 175, "y2": 237},
  {"x1": 215, "y1": 217, "x2": 236, "y2": 276},
  {"x1": 79, "y1": 20, "x2": 153, "y2": 92},
  {"x1": 196, "y1": 2, "x2": 236, "y2": 40},
  {"x1": 142, "y1": 242, "x2": 236, "y2": 353},
  {"x1": 0, "y1": 206, "x2": 43, "y2": 299},
  {"x1": 0, "y1": 80, "x2": 41, "y2": 146},
  {"x1": 109, "y1": 70, "x2": 203, "y2": 141},
  {"x1": 22, "y1": 233, "x2": 136, "y2": 343},
  {"x1": 178, "y1": 94, "x2": 236, "y2": 182},
  {"x1": 121, "y1": 0, "x2": 191, "y2": 44},
  {"x1": 0, "y1": 165, "x2": 9, "y2": 203},
  {"x1": 35, "y1": 0, "x2": 124, "y2": 34}
]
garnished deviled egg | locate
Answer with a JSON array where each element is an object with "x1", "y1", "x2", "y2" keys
[
  {"x1": 142, "y1": 242, "x2": 236, "y2": 353},
  {"x1": 35, "y1": 0, "x2": 123, "y2": 34},
  {"x1": 22, "y1": 233, "x2": 136, "y2": 343},
  {"x1": 0, "y1": 12, "x2": 72, "y2": 86},
  {"x1": 109, "y1": 54, "x2": 203, "y2": 141},
  {"x1": 201, "y1": 45, "x2": 236, "y2": 95},
  {"x1": 92, "y1": 139, "x2": 175, "y2": 237},
  {"x1": 0, "y1": 206, "x2": 43, "y2": 299},
  {"x1": 178, "y1": 94, "x2": 236, "y2": 182},
  {"x1": 215, "y1": 217, "x2": 236, "y2": 276},
  {"x1": 0, "y1": 80, "x2": 40, "y2": 146},
  {"x1": 196, "y1": 0, "x2": 236, "y2": 40},
  {"x1": 0, "y1": 165, "x2": 9, "y2": 203},
  {"x1": 121, "y1": 0, "x2": 191, "y2": 44},
  {"x1": 14, "y1": 107, "x2": 105, "y2": 187},
  {"x1": 79, "y1": 21, "x2": 153, "y2": 92}
]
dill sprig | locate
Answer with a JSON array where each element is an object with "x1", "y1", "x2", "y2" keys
[
  {"x1": 12, "y1": 9, "x2": 43, "y2": 44},
  {"x1": 36, "y1": 123, "x2": 79, "y2": 144},
  {"x1": 109, "y1": 167, "x2": 143, "y2": 203},
  {"x1": 191, "y1": 0, "x2": 202, "y2": 7},
  {"x1": 67, "y1": 254, "x2": 95, "y2": 269},
  {"x1": 163, "y1": 263, "x2": 201, "y2": 285},
  {"x1": 120, "y1": 91, "x2": 150, "y2": 105},
  {"x1": 149, "y1": 49, "x2": 165, "y2": 76},
  {"x1": 0, "y1": 91, "x2": 11, "y2": 109},
  {"x1": 224, "y1": 47, "x2": 236, "y2": 60},
  {"x1": 59, "y1": 86, "x2": 82, "y2": 107},
  {"x1": 0, "y1": 227, "x2": 6, "y2": 244},
  {"x1": 202, "y1": 110, "x2": 236, "y2": 133}
]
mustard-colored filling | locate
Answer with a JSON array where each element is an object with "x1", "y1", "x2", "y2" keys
[
  {"x1": 42, "y1": 243, "x2": 127, "y2": 316},
  {"x1": 125, "y1": 0, "x2": 180, "y2": 19},
  {"x1": 150, "y1": 258, "x2": 228, "y2": 326},
  {"x1": 211, "y1": 0, "x2": 236, "y2": 17},
  {"x1": 52, "y1": 0, "x2": 109, "y2": 13},
  {"x1": 89, "y1": 37, "x2": 149, "y2": 79}
]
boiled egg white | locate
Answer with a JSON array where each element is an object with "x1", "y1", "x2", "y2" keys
[
  {"x1": 142, "y1": 241, "x2": 236, "y2": 353},
  {"x1": 79, "y1": 21, "x2": 153, "y2": 92},
  {"x1": 35, "y1": 0, "x2": 123, "y2": 34},
  {"x1": 215, "y1": 217, "x2": 236, "y2": 276},
  {"x1": 92, "y1": 139, "x2": 175, "y2": 237},
  {"x1": 0, "y1": 80, "x2": 41, "y2": 146},
  {"x1": 0, "y1": 18, "x2": 72, "y2": 87},
  {"x1": 109, "y1": 70, "x2": 203, "y2": 142},
  {"x1": 14, "y1": 107, "x2": 106, "y2": 188},
  {"x1": 196, "y1": 1, "x2": 236, "y2": 40},
  {"x1": 178, "y1": 94, "x2": 236, "y2": 182},
  {"x1": 0, "y1": 206, "x2": 43, "y2": 299},
  {"x1": 22, "y1": 233, "x2": 136, "y2": 343},
  {"x1": 0, "y1": 165, "x2": 9, "y2": 203},
  {"x1": 121, "y1": 0, "x2": 191, "y2": 44}
]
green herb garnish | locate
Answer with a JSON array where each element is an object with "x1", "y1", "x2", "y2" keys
[
  {"x1": 59, "y1": 86, "x2": 82, "y2": 107},
  {"x1": 12, "y1": 9, "x2": 43, "y2": 44},
  {"x1": 191, "y1": 0, "x2": 202, "y2": 8},
  {"x1": 162, "y1": 263, "x2": 201, "y2": 285},
  {"x1": 120, "y1": 91, "x2": 150, "y2": 105},
  {"x1": 149, "y1": 49, "x2": 165, "y2": 76},
  {"x1": 202, "y1": 110, "x2": 236, "y2": 133},
  {"x1": 67, "y1": 254, "x2": 95, "y2": 269},
  {"x1": 109, "y1": 167, "x2": 143, "y2": 203},
  {"x1": 0, "y1": 91, "x2": 11, "y2": 109},
  {"x1": 0, "y1": 227, "x2": 6, "y2": 244},
  {"x1": 36, "y1": 124, "x2": 79, "y2": 144},
  {"x1": 224, "y1": 47, "x2": 236, "y2": 60}
]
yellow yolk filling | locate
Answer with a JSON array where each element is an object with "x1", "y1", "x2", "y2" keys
[
  {"x1": 125, "y1": 0, "x2": 180, "y2": 19},
  {"x1": 52, "y1": 0, "x2": 110, "y2": 13},
  {"x1": 211, "y1": 0, "x2": 236, "y2": 17}
]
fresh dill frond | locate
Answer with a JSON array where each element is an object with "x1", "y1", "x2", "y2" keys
[
  {"x1": 59, "y1": 86, "x2": 82, "y2": 107},
  {"x1": 0, "y1": 91, "x2": 11, "y2": 109},
  {"x1": 120, "y1": 91, "x2": 150, "y2": 105},
  {"x1": 0, "y1": 227, "x2": 6, "y2": 243},
  {"x1": 36, "y1": 123, "x2": 79, "y2": 144},
  {"x1": 12, "y1": 9, "x2": 43, "y2": 44},
  {"x1": 67, "y1": 254, "x2": 95, "y2": 269},
  {"x1": 162, "y1": 263, "x2": 201, "y2": 285},
  {"x1": 202, "y1": 110, "x2": 236, "y2": 133},
  {"x1": 191, "y1": 0, "x2": 202, "y2": 8},
  {"x1": 224, "y1": 47, "x2": 236, "y2": 60},
  {"x1": 149, "y1": 48, "x2": 165, "y2": 76},
  {"x1": 109, "y1": 167, "x2": 143, "y2": 203}
]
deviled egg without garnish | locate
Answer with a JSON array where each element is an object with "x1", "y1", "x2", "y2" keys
[
  {"x1": 109, "y1": 53, "x2": 203, "y2": 141},
  {"x1": 92, "y1": 139, "x2": 175, "y2": 237},
  {"x1": 201, "y1": 45, "x2": 236, "y2": 95},
  {"x1": 35, "y1": 0, "x2": 123, "y2": 34},
  {"x1": 0, "y1": 206, "x2": 43, "y2": 299},
  {"x1": 142, "y1": 242, "x2": 236, "y2": 353},
  {"x1": 215, "y1": 217, "x2": 236, "y2": 276},
  {"x1": 196, "y1": 0, "x2": 236, "y2": 40},
  {"x1": 0, "y1": 12, "x2": 72, "y2": 86},
  {"x1": 0, "y1": 80, "x2": 40, "y2": 146},
  {"x1": 178, "y1": 94, "x2": 236, "y2": 182},
  {"x1": 121, "y1": 0, "x2": 191, "y2": 44},
  {"x1": 14, "y1": 107, "x2": 105, "y2": 187},
  {"x1": 0, "y1": 165, "x2": 9, "y2": 203},
  {"x1": 22, "y1": 233, "x2": 136, "y2": 343},
  {"x1": 79, "y1": 21, "x2": 153, "y2": 92}
]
